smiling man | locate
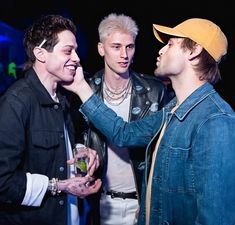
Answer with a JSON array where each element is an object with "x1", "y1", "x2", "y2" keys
[{"x1": 0, "y1": 14, "x2": 101, "y2": 225}]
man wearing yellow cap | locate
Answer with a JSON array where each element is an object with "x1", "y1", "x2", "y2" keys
[{"x1": 63, "y1": 18, "x2": 235, "y2": 225}]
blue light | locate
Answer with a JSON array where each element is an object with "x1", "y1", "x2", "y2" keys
[{"x1": 0, "y1": 35, "x2": 11, "y2": 42}]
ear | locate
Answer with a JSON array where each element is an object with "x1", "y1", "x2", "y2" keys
[
  {"x1": 97, "y1": 42, "x2": 104, "y2": 57},
  {"x1": 188, "y1": 44, "x2": 203, "y2": 61},
  {"x1": 33, "y1": 47, "x2": 46, "y2": 63}
]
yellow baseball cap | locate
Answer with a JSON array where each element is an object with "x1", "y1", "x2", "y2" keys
[{"x1": 153, "y1": 18, "x2": 228, "y2": 62}]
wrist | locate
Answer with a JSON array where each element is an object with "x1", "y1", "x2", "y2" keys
[
  {"x1": 76, "y1": 81, "x2": 93, "y2": 103},
  {"x1": 47, "y1": 178, "x2": 61, "y2": 196},
  {"x1": 57, "y1": 179, "x2": 68, "y2": 193}
]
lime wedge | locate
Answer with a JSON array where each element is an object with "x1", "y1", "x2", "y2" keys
[{"x1": 75, "y1": 160, "x2": 87, "y2": 173}]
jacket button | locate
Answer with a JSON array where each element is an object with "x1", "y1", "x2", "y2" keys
[
  {"x1": 59, "y1": 167, "x2": 64, "y2": 172},
  {"x1": 59, "y1": 200, "x2": 64, "y2": 205},
  {"x1": 94, "y1": 77, "x2": 102, "y2": 85},
  {"x1": 60, "y1": 133, "x2": 64, "y2": 138},
  {"x1": 145, "y1": 101, "x2": 150, "y2": 105},
  {"x1": 54, "y1": 105, "x2": 59, "y2": 110}
]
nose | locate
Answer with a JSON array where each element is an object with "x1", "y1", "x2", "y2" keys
[
  {"x1": 159, "y1": 48, "x2": 163, "y2": 56},
  {"x1": 72, "y1": 50, "x2": 80, "y2": 63},
  {"x1": 159, "y1": 44, "x2": 167, "y2": 55},
  {"x1": 120, "y1": 47, "x2": 128, "y2": 58}
]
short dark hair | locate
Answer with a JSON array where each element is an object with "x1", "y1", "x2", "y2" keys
[{"x1": 23, "y1": 14, "x2": 77, "y2": 70}]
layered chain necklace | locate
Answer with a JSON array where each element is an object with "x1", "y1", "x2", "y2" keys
[{"x1": 103, "y1": 78, "x2": 132, "y2": 106}]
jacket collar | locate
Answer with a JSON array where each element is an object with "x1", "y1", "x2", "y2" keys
[
  {"x1": 24, "y1": 68, "x2": 67, "y2": 108},
  {"x1": 165, "y1": 83, "x2": 215, "y2": 121}
]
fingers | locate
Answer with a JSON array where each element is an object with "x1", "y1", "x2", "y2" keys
[
  {"x1": 67, "y1": 158, "x2": 75, "y2": 165},
  {"x1": 75, "y1": 66, "x2": 84, "y2": 79},
  {"x1": 84, "y1": 179, "x2": 102, "y2": 195},
  {"x1": 87, "y1": 157, "x2": 99, "y2": 177},
  {"x1": 95, "y1": 154, "x2": 100, "y2": 169},
  {"x1": 86, "y1": 148, "x2": 99, "y2": 176},
  {"x1": 72, "y1": 177, "x2": 102, "y2": 198},
  {"x1": 67, "y1": 147, "x2": 100, "y2": 176},
  {"x1": 61, "y1": 174, "x2": 102, "y2": 198}
]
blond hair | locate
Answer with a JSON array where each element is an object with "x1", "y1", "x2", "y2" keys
[{"x1": 98, "y1": 13, "x2": 139, "y2": 42}]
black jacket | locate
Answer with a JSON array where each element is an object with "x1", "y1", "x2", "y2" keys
[{"x1": 0, "y1": 68, "x2": 75, "y2": 225}]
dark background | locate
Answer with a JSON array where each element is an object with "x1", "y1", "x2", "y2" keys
[{"x1": 0, "y1": 0, "x2": 235, "y2": 108}]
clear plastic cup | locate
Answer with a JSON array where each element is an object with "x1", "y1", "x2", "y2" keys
[{"x1": 73, "y1": 143, "x2": 89, "y2": 177}]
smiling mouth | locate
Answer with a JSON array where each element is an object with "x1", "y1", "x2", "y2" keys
[{"x1": 66, "y1": 65, "x2": 76, "y2": 71}]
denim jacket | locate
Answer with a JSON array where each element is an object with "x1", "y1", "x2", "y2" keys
[{"x1": 80, "y1": 83, "x2": 235, "y2": 225}]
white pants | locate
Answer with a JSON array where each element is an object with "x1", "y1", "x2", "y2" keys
[{"x1": 100, "y1": 193, "x2": 138, "y2": 225}]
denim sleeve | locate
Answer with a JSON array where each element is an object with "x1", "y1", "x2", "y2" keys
[
  {"x1": 80, "y1": 94, "x2": 164, "y2": 148},
  {"x1": 193, "y1": 114, "x2": 235, "y2": 224}
]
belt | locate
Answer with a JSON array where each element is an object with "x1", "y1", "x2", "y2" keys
[{"x1": 103, "y1": 190, "x2": 137, "y2": 200}]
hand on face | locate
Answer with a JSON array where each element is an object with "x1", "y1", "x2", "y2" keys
[{"x1": 60, "y1": 66, "x2": 85, "y2": 94}]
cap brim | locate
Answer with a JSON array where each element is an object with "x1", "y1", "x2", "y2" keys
[{"x1": 153, "y1": 24, "x2": 187, "y2": 43}]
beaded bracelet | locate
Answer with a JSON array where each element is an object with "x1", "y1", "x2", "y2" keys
[{"x1": 48, "y1": 178, "x2": 61, "y2": 196}]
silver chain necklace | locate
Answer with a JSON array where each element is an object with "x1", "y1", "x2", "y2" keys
[{"x1": 103, "y1": 79, "x2": 132, "y2": 106}]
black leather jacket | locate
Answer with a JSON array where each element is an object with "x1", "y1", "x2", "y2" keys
[{"x1": 80, "y1": 69, "x2": 173, "y2": 197}]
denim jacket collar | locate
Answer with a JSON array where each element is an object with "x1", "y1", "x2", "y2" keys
[{"x1": 165, "y1": 83, "x2": 215, "y2": 121}]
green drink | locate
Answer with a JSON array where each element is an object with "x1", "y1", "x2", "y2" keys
[{"x1": 73, "y1": 143, "x2": 89, "y2": 177}]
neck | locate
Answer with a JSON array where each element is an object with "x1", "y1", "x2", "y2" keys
[
  {"x1": 172, "y1": 79, "x2": 206, "y2": 106},
  {"x1": 103, "y1": 72, "x2": 130, "y2": 91},
  {"x1": 33, "y1": 66, "x2": 58, "y2": 97}
]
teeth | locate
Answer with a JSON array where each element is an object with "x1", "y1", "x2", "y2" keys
[{"x1": 67, "y1": 66, "x2": 75, "y2": 70}]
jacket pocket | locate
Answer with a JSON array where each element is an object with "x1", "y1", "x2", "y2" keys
[
  {"x1": 32, "y1": 131, "x2": 59, "y2": 149},
  {"x1": 163, "y1": 146, "x2": 195, "y2": 193}
]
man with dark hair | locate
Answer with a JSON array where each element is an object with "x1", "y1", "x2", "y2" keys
[{"x1": 0, "y1": 14, "x2": 101, "y2": 225}]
